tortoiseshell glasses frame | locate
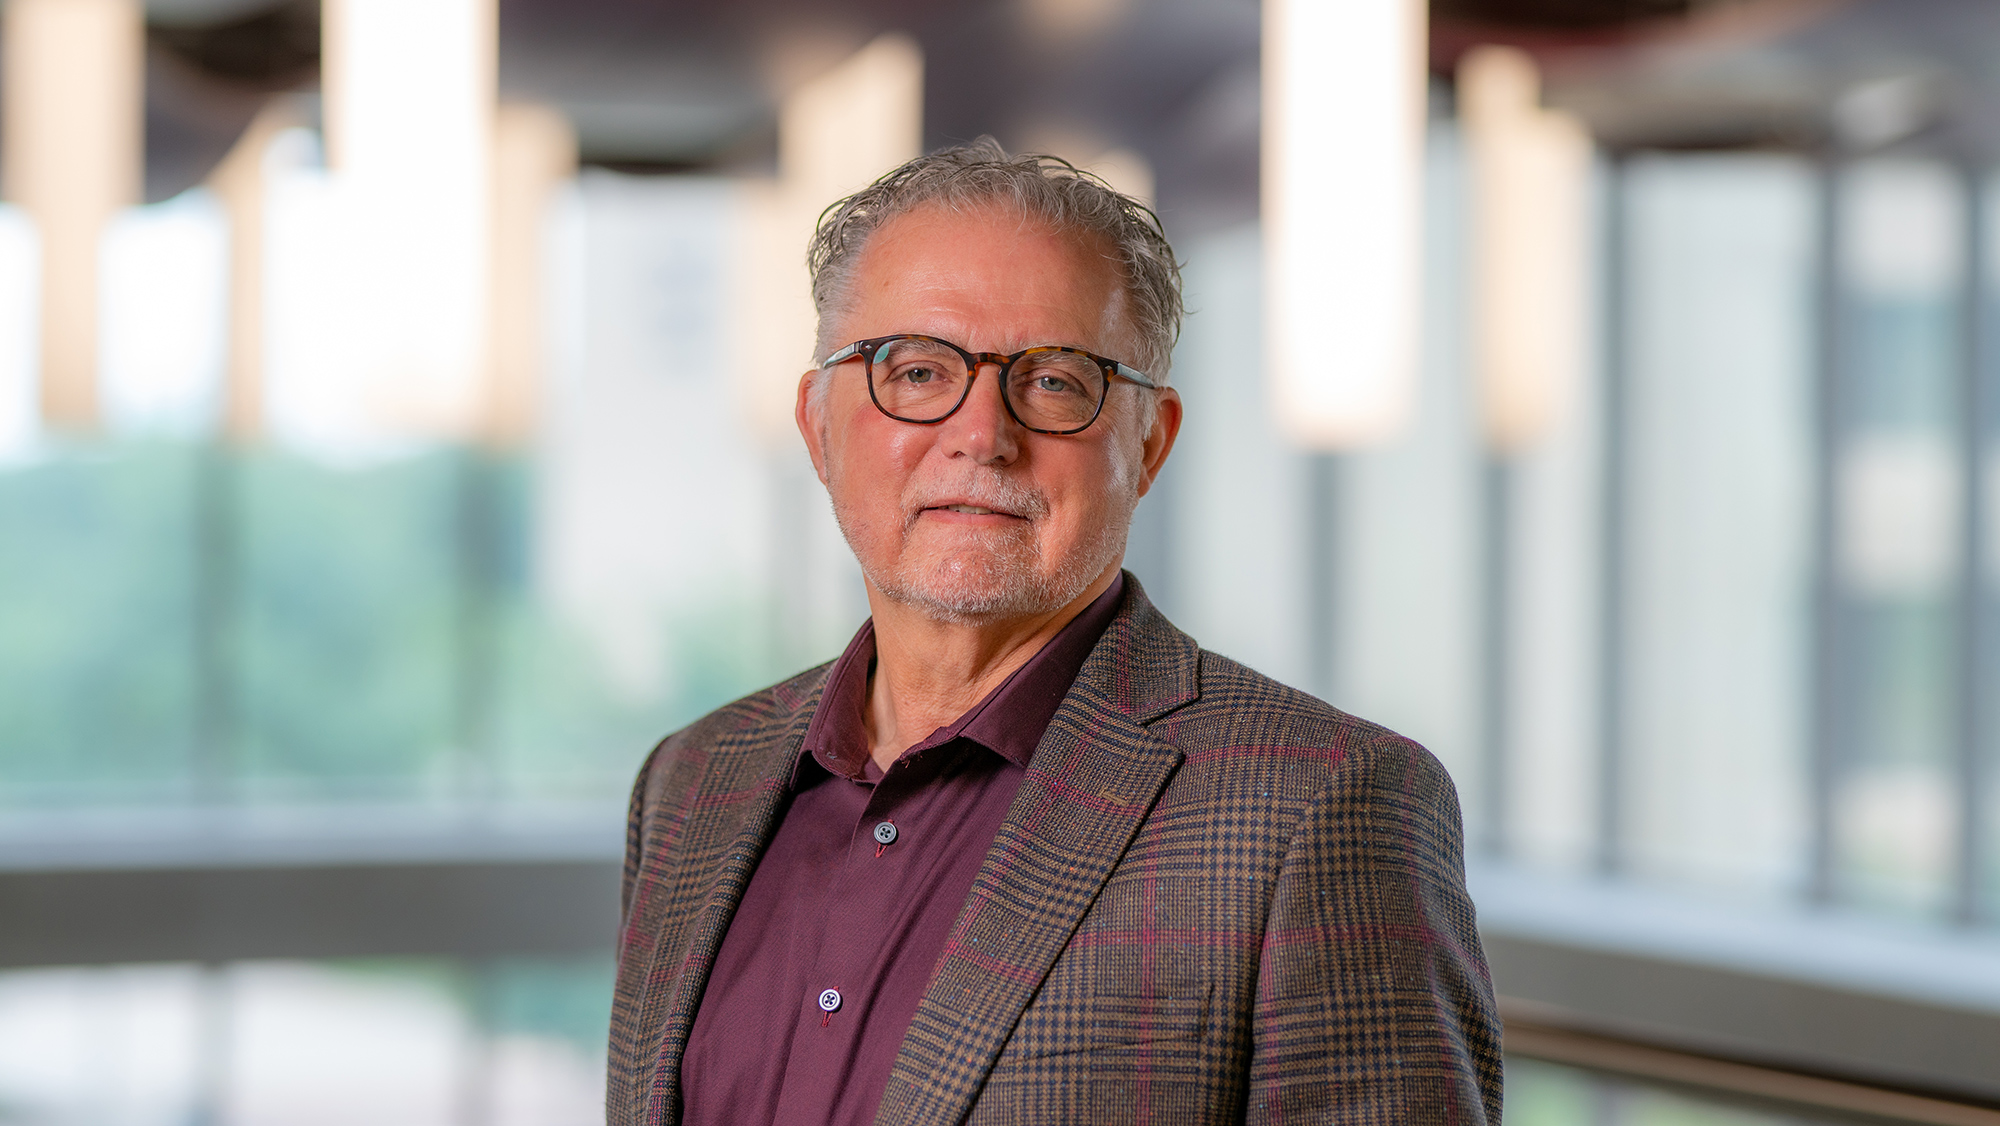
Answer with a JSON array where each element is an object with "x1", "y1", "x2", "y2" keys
[{"x1": 818, "y1": 333, "x2": 1159, "y2": 436}]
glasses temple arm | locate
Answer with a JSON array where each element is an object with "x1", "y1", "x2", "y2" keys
[
  {"x1": 1115, "y1": 363, "x2": 1158, "y2": 390},
  {"x1": 819, "y1": 342, "x2": 865, "y2": 369}
]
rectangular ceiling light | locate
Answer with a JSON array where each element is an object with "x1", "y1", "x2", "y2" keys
[
  {"x1": 487, "y1": 103, "x2": 578, "y2": 448},
  {"x1": 780, "y1": 34, "x2": 924, "y2": 211},
  {"x1": 320, "y1": 0, "x2": 496, "y2": 442},
  {"x1": 3, "y1": 0, "x2": 143, "y2": 433},
  {"x1": 1262, "y1": 0, "x2": 1426, "y2": 450},
  {"x1": 1460, "y1": 45, "x2": 1592, "y2": 455},
  {"x1": 207, "y1": 105, "x2": 301, "y2": 442},
  {"x1": 736, "y1": 33, "x2": 923, "y2": 443}
]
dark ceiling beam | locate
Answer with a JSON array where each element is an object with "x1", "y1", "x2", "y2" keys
[{"x1": 110, "y1": 0, "x2": 2000, "y2": 223}]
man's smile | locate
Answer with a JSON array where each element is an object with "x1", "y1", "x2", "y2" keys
[{"x1": 917, "y1": 501, "x2": 1029, "y2": 523}]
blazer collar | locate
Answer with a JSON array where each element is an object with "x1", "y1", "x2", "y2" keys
[
  {"x1": 1075, "y1": 571, "x2": 1202, "y2": 725},
  {"x1": 875, "y1": 573, "x2": 1202, "y2": 1125},
  {"x1": 639, "y1": 573, "x2": 1200, "y2": 1126}
]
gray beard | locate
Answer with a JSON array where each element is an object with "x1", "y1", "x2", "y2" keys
[{"x1": 827, "y1": 466, "x2": 1135, "y2": 626}]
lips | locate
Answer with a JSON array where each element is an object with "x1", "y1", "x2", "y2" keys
[
  {"x1": 921, "y1": 501, "x2": 1023, "y2": 518},
  {"x1": 905, "y1": 478, "x2": 1047, "y2": 525}
]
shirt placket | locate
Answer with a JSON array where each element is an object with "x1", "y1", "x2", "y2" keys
[{"x1": 769, "y1": 748, "x2": 939, "y2": 1122}]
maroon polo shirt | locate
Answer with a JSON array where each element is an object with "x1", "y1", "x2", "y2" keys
[{"x1": 678, "y1": 575, "x2": 1125, "y2": 1126}]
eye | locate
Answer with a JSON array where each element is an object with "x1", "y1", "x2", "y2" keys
[
  {"x1": 1032, "y1": 374, "x2": 1073, "y2": 395},
  {"x1": 897, "y1": 364, "x2": 940, "y2": 385}
]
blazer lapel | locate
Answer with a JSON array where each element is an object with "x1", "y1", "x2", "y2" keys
[
  {"x1": 630, "y1": 690, "x2": 818, "y2": 1125},
  {"x1": 876, "y1": 578, "x2": 1201, "y2": 1126}
]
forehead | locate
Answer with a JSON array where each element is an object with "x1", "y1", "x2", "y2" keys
[{"x1": 837, "y1": 201, "x2": 1131, "y2": 354}]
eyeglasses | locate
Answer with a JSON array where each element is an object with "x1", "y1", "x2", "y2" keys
[{"x1": 818, "y1": 334, "x2": 1158, "y2": 436}]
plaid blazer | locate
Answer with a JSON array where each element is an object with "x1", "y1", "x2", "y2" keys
[{"x1": 608, "y1": 576, "x2": 1503, "y2": 1125}]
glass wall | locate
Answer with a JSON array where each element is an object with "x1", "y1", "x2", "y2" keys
[
  {"x1": 0, "y1": 957, "x2": 610, "y2": 1126},
  {"x1": 4, "y1": 80, "x2": 1998, "y2": 1124},
  {"x1": 0, "y1": 168, "x2": 864, "y2": 816},
  {"x1": 1619, "y1": 154, "x2": 1817, "y2": 897},
  {"x1": 5, "y1": 124, "x2": 1996, "y2": 907},
  {"x1": 1833, "y1": 161, "x2": 1973, "y2": 915}
]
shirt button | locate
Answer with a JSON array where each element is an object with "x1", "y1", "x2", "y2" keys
[
  {"x1": 818, "y1": 988, "x2": 842, "y2": 1013},
  {"x1": 872, "y1": 821, "x2": 898, "y2": 846}
]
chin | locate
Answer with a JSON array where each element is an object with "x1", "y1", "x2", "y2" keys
[
  {"x1": 874, "y1": 532, "x2": 1129, "y2": 625},
  {"x1": 880, "y1": 548, "x2": 1071, "y2": 624}
]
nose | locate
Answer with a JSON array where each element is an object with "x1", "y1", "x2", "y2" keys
[{"x1": 939, "y1": 361, "x2": 1022, "y2": 465}]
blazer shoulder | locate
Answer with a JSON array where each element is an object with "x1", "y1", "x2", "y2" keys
[
  {"x1": 633, "y1": 660, "x2": 834, "y2": 807},
  {"x1": 1182, "y1": 648, "x2": 1422, "y2": 747},
  {"x1": 1161, "y1": 647, "x2": 1453, "y2": 797}
]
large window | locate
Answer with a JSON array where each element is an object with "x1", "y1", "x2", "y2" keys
[{"x1": 4, "y1": 113, "x2": 1997, "y2": 1124}]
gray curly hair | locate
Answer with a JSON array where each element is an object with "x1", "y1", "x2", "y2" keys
[{"x1": 806, "y1": 138, "x2": 1185, "y2": 387}]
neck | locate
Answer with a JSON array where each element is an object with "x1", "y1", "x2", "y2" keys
[{"x1": 861, "y1": 564, "x2": 1121, "y2": 773}]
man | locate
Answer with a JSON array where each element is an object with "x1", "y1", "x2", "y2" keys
[{"x1": 608, "y1": 141, "x2": 1501, "y2": 1125}]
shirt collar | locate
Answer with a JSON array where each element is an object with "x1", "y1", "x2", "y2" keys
[{"x1": 797, "y1": 574, "x2": 1126, "y2": 786}]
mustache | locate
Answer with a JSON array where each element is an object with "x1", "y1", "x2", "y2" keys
[{"x1": 903, "y1": 473, "x2": 1049, "y2": 522}]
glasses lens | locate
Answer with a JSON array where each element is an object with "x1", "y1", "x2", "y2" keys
[
  {"x1": 870, "y1": 338, "x2": 971, "y2": 421},
  {"x1": 1006, "y1": 350, "x2": 1106, "y2": 431}
]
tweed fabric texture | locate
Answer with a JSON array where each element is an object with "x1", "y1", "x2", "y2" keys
[{"x1": 607, "y1": 576, "x2": 1503, "y2": 1125}]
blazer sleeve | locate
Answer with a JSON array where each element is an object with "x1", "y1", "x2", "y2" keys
[
  {"x1": 1246, "y1": 732, "x2": 1504, "y2": 1125},
  {"x1": 620, "y1": 740, "x2": 664, "y2": 924}
]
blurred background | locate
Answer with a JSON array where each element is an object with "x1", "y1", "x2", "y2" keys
[{"x1": 1, "y1": 0, "x2": 1997, "y2": 1122}]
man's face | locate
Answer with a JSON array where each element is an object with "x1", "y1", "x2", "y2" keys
[{"x1": 798, "y1": 201, "x2": 1181, "y2": 624}]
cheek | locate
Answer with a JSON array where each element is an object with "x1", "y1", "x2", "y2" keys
[
  {"x1": 1044, "y1": 450, "x2": 1135, "y2": 533},
  {"x1": 878, "y1": 425, "x2": 935, "y2": 471},
  {"x1": 1106, "y1": 415, "x2": 1153, "y2": 494},
  {"x1": 1076, "y1": 429, "x2": 1144, "y2": 503},
  {"x1": 825, "y1": 414, "x2": 930, "y2": 509}
]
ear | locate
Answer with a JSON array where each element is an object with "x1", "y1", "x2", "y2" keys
[
  {"x1": 1134, "y1": 386, "x2": 1182, "y2": 499},
  {"x1": 796, "y1": 369, "x2": 831, "y2": 484}
]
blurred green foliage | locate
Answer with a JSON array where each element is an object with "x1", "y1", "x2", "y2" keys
[
  {"x1": 0, "y1": 441, "x2": 200, "y2": 800},
  {"x1": 0, "y1": 439, "x2": 781, "y2": 807}
]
